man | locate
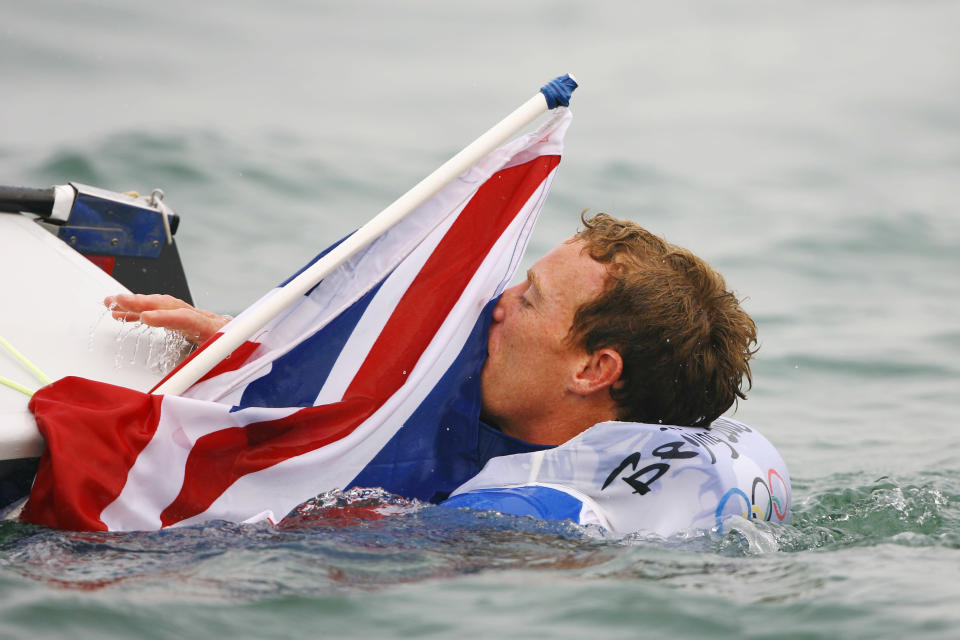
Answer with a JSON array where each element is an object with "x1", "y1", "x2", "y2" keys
[
  {"x1": 107, "y1": 212, "x2": 758, "y2": 447},
  {"x1": 103, "y1": 212, "x2": 782, "y2": 536},
  {"x1": 436, "y1": 214, "x2": 780, "y2": 535}
]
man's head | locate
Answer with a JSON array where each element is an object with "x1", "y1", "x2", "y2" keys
[
  {"x1": 571, "y1": 212, "x2": 757, "y2": 427},
  {"x1": 480, "y1": 212, "x2": 757, "y2": 444}
]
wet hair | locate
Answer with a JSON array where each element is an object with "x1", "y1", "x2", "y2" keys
[{"x1": 570, "y1": 212, "x2": 758, "y2": 427}]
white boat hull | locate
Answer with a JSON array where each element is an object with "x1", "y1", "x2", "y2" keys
[{"x1": 1, "y1": 214, "x2": 168, "y2": 460}]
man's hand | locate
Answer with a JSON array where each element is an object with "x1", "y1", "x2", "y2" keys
[{"x1": 104, "y1": 293, "x2": 230, "y2": 345}]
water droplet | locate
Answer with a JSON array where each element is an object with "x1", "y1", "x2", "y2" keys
[
  {"x1": 88, "y1": 304, "x2": 111, "y2": 352},
  {"x1": 130, "y1": 323, "x2": 149, "y2": 365},
  {"x1": 147, "y1": 328, "x2": 157, "y2": 365},
  {"x1": 114, "y1": 316, "x2": 131, "y2": 368}
]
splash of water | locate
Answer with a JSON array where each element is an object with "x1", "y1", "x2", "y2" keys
[
  {"x1": 88, "y1": 310, "x2": 193, "y2": 376},
  {"x1": 286, "y1": 487, "x2": 426, "y2": 521},
  {"x1": 145, "y1": 327, "x2": 192, "y2": 375}
]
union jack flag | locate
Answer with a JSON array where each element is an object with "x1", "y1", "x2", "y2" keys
[{"x1": 22, "y1": 109, "x2": 571, "y2": 531}]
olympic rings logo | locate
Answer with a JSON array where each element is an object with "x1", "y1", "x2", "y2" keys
[{"x1": 715, "y1": 468, "x2": 789, "y2": 532}]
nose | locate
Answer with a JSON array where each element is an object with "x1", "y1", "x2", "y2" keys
[
  {"x1": 492, "y1": 296, "x2": 507, "y2": 324},
  {"x1": 492, "y1": 283, "x2": 522, "y2": 324}
]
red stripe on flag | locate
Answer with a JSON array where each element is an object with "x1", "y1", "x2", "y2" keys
[
  {"x1": 158, "y1": 155, "x2": 560, "y2": 526},
  {"x1": 150, "y1": 335, "x2": 261, "y2": 392},
  {"x1": 159, "y1": 397, "x2": 373, "y2": 525},
  {"x1": 195, "y1": 339, "x2": 262, "y2": 384},
  {"x1": 21, "y1": 377, "x2": 164, "y2": 530}
]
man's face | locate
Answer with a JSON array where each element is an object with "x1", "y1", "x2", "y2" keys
[{"x1": 480, "y1": 238, "x2": 610, "y2": 443}]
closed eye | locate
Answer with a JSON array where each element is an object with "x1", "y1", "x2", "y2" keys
[{"x1": 519, "y1": 269, "x2": 543, "y2": 311}]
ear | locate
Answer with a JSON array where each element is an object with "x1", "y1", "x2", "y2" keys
[{"x1": 569, "y1": 348, "x2": 623, "y2": 396}]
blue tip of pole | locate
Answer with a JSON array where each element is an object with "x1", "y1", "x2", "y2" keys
[{"x1": 540, "y1": 74, "x2": 579, "y2": 109}]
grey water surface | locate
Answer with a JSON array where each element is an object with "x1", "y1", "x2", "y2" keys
[{"x1": 1, "y1": 1, "x2": 959, "y2": 638}]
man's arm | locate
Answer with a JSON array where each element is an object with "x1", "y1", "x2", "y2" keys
[{"x1": 104, "y1": 293, "x2": 230, "y2": 345}]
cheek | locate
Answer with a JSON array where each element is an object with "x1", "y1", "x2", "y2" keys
[
  {"x1": 506, "y1": 325, "x2": 550, "y2": 374},
  {"x1": 500, "y1": 312, "x2": 531, "y2": 351}
]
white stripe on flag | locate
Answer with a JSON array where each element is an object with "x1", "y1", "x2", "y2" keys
[{"x1": 99, "y1": 398, "x2": 298, "y2": 530}]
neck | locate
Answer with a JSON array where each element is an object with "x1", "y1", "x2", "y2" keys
[{"x1": 489, "y1": 400, "x2": 618, "y2": 446}]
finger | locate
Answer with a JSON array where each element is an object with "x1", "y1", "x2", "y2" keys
[
  {"x1": 110, "y1": 310, "x2": 143, "y2": 322},
  {"x1": 105, "y1": 293, "x2": 194, "y2": 314},
  {"x1": 140, "y1": 309, "x2": 229, "y2": 344}
]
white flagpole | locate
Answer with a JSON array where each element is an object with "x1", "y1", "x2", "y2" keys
[{"x1": 153, "y1": 75, "x2": 577, "y2": 396}]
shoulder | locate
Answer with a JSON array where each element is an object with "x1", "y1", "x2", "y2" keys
[
  {"x1": 442, "y1": 485, "x2": 592, "y2": 524},
  {"x1": 446, "y1": 418, "x2": 791, "y2": 538}
]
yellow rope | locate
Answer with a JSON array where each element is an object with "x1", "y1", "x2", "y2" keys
[
  {"x1": 0, "y1": 335, "x2": 51, "y2": 385},
  {"x1": 0, "y1": 376, "x2": 35, "y2": 397},
  {"x1": 0, "y1": 335, "x2": 51, "y2": 397}
]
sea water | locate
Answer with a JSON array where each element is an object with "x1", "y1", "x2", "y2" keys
[{"x1": 1, "y1": 1, "x2": 959, "y2": 638}]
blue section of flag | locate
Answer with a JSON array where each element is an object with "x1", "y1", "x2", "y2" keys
[
  {"x1": 441, "y1": 485, "x2": 584, "y2": 523},
  {"x1": 348, "y1": 299, "x2": 549, "y2": 502},
  {"x1": 236, "y1": 281, "x2": 384, "y2": 409}
]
